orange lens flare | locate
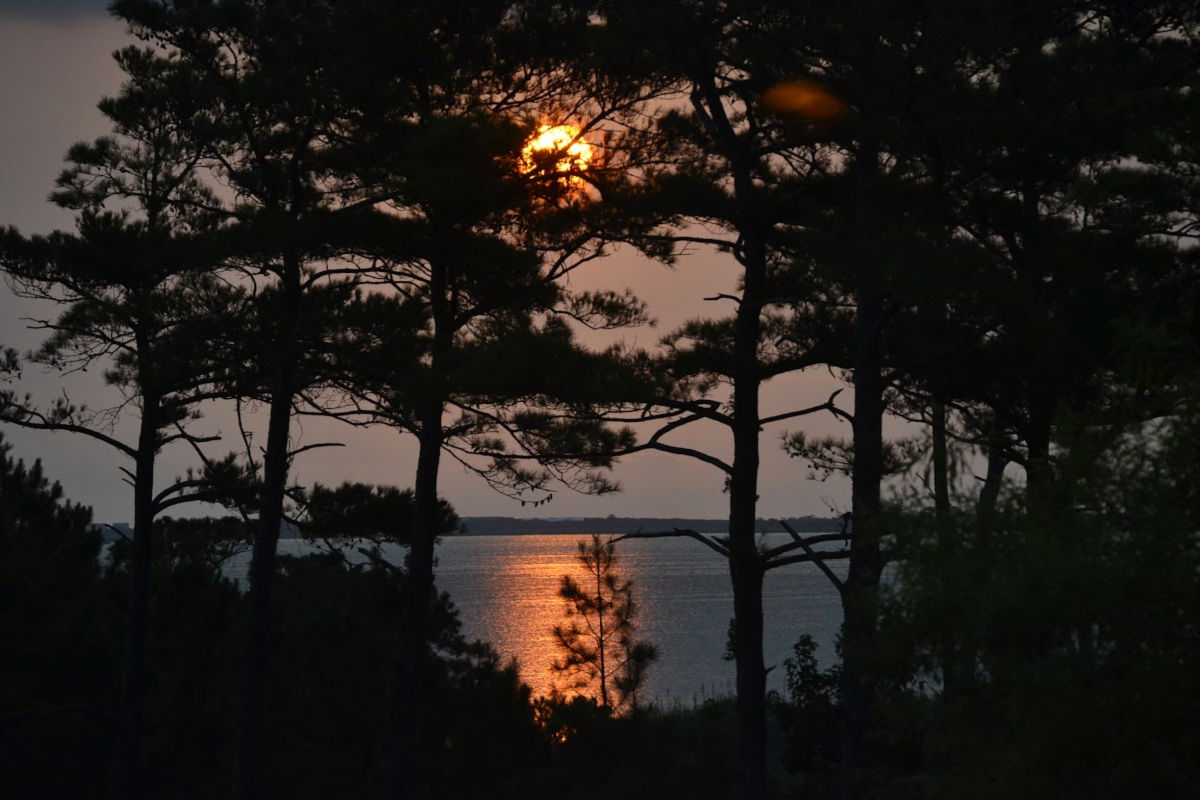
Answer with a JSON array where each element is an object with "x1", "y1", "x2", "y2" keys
[
  {"x1": 521, "y1": 123, "x2": 593, "y2": 182},
  {"x1": 761, "y1": 80, "x2": 848, "y2": 121}
]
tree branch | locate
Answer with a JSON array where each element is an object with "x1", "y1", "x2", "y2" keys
[
  {"x1": 772, "y1": 519, "x2": 846, "y2": 590},
  {"x1": 612, "y1": 527, "x2": 730, "y2": 558},
  {"x1": 760, "y1": 389, "x2": 846, "y2": 426}
]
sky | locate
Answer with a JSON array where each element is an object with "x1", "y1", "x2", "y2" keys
[
  {"x1": 0, "y1": 4, "x2": 857, "y2": 523},
  {"x1": 0, "y1": 1, "x2": 110, "y2": 20}
]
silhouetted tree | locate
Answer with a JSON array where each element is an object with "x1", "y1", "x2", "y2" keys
[
  {"x1": 0, "y1": 44, "x2": 241, "y2": 798},
  {"x1": 569, "y1": 4, "x2": 858, "y2": 796},
  {"x1": 774, "y1": 4, "x2": 1200, "y2": 794},
  {"x1": 551, "y1": 534, "x2": 658, "y2": 712},
  {"x1": 301, "y1": 5, "x2": 664, "y2": 795},
  {"x1": 109, "y1": 3, "x2": 386, "y2": 794}
]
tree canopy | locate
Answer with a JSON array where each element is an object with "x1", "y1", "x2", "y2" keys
[{"x1": 1, "y1": 2, "x2": 1197, "y2": 799}]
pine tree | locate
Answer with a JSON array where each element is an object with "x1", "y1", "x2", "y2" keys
[
  {"x1": 0, "y1": 44, "x2": 237, "y2": 799},
  {"x1": 108, "y1": 4, "x2": 378, "y2": 795},
  {"x1": 551, "y1": 534, "x2": 658, "y2": 713}
]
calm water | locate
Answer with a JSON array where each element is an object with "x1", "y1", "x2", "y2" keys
[{"x1": 253, "y1": 532, "x2": 845, "y2": 705}]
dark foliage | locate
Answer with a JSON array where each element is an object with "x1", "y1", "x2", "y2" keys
[
  {"x1": 772, "y1": 634, "x2": 842, "y2": 792},
  {"x1": 0, "y1": 460, "x2": 542, "y2": 799},
  {"x1": 0, "y1": 445, "x2": 770, "y2": 798},
  {"x1": 854, "y1": 405, "x2": 1200, "y2": 800},
  {"x1": 0, "y1": 434, "x2": 118, "y2": 797}
]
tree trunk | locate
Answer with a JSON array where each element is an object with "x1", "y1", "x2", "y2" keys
[
  {"x1": 231, "y1": 255, "x2": 300, "y2": 800},
  {"x1": 685, "y1": 61, "x2": 773, "y2": 799},
  {"x1": 728, "y1": 289, "x2": 766, "y2": 800},
  {"x1": 728, "y1": 209, "x2": 767, "y2": 800},
  {"x1": 728, "y1": 499, "x2": 766, "y2": 800},
  {"x1": 378, "y1": 405, "x2": 444, "y2": 800},
  {"x1": 930, "y1": 395, "x2": 963, "y2": 698},
  {"x1": 1024, "y1": 396, "x2": 1055, "y2": 518},
  {"x1": 379, "y1": 255, "x2": 451, "y2": 800},
  {"x1": 975, "y1": 421, "x2": 1007, "y2": 546},
  {"x1": 596, "y1": 559, "x2": 609, "y2": 709},
  {"x1": 110, "y1": 401, "x2": 159, "y2": 800},
  {"x1": 839, "y1": 142, "x2": 886, "y2": 800},
  {"x1": 931, "y1": 397, "x2": 951, "y2": 538},
  {"x1": 839, "y1": 286, "x2": 885, "y2": 800}
]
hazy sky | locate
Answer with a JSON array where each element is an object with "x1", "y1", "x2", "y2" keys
[
  {"x1": 0, "y1": 6, "x2": 857, "y2": 523},
  {"x1": 0, "y1": 1, "x2": 108, "y2": 17}
]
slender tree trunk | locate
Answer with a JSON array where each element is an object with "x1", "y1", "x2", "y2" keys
[
  {"x1": 111, "y1": 401, "x2": 159, "y2": 800},
  {"x1": 839, "y1": 142, "x2": 886, "y2": 800},
  {"x1": 1024, "y1": 398, "x2": 1055, "y2": 518},
  {"x1": 969, "y1": 421, "x2": 1009, "y2": 682},
  {"x1": 975, "y1": 421, "x2": 1007, "y2": 545},
  {"x1": 931, "y1": 397, "x2": 951, "y2": 537},
  {"x1": 728, "y1": 493, "x2": 766, "y2": 800},
  {"x1": 378, "y1": 403, "x2": 444, "y2": 800},
  {"x1": 839, "y1": 287, "x2": 885, "y2": 800},
  {"x1": 380, "y1": 258, "x2": 451, "y2": 800},
  {"x1": 230, "y1": 389, "x2": 290, "y2": 800},
  {"x1": 930, "y1": 395, "x2": 963, "y2": 698},
  {"x1": 729, "y1": 219, "x2": 766, "y2": 800},
  {"x1": 685, "y1": 65, "x2": 772, "y2": 800},
  {"x1": 1017, "y1": 174, "x2": 1056, "y2": 521},
  {"x1": 231, "y1": 255, "x2": 300, "y2": 800},
  {"x1": 596, "y1": 560, "x2": 609, "y2": 709}
]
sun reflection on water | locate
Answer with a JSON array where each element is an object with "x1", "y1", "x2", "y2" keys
[
  {"x1": 435, "y1": 533, "x2": 845, "y2": 704},
  {"x1": 467, "y1": 547, "x2": 580, "y2": 698},
  {"x1": 232, "y1": 535, "x2": 845, "y2": 705}
]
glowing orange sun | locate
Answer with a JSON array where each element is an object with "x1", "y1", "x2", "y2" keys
[{"x1": 521, "y1": 123, "x2": 594, "y2": 185}]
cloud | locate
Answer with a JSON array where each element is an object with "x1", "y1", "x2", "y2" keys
[{"x1": 0, "y1": 1, "x2": 111, "y2": 20}]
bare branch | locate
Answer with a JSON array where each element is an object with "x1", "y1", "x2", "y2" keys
[
  {"x1": 638, "y1": 440, "x2": 733, "y2": 473},
  {"x1": 174, "y1": 420, "x2": 258, "y2": 526},
  {"x1": 612, "y1": 527, "x2": 730, "y2": 558},
  {"x1": 104, "y1": 523, "x2": 132, "y2": 544},
  {"x1": 153, "y1": 478, "x2": 215, "y2": 507},
  {"x1": 772, "y1": 520, "x2": 846, "y2": 590},
  {"x1": 761, "y1": 531, "x2": 850, "y2": 561},
  {"x1": 764, "y1": 549, "x2": 851, "y2": 572},
  {"x1": 160, "y1": 431, "x2": 222, "y2": 448},
  {"x1": 287, "y1": 441, "x2": 346, "y2": 459},
  {"x1": 760, "y1": 389, "x2": 846, "y2": 427},
  {"x1": 0, "y1": 404, "x2": 136, "y2": 459}
]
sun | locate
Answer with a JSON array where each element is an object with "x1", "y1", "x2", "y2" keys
[{"x1": 521, "y1": 123, "x2": 594, "y2": 186}]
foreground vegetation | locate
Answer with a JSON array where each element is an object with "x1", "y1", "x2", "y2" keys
[
  {"x1": 3, "y1": 428, "x2": 1196, "y2": 798},
  {"x1": 0, "y1": 437, "x2": 739, "y2": 799},
  {"x1": 1, "y1": 1, "x2": 1198, "y2": 798}
]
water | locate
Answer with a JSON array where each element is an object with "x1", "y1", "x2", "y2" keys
[{"x1": 255, "y1": 532, "x2": 846, "y2": 705}]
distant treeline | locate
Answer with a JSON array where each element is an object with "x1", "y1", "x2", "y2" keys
[
  {"x1": 92, "y1": 516, "x2": 842, "y2": 541},
  {"x1": 94, "y1": 516, "x2": 842, "y2": 541},
  {"x1": 458, "y1": 516, "x2": 842, "y2": 536}
]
